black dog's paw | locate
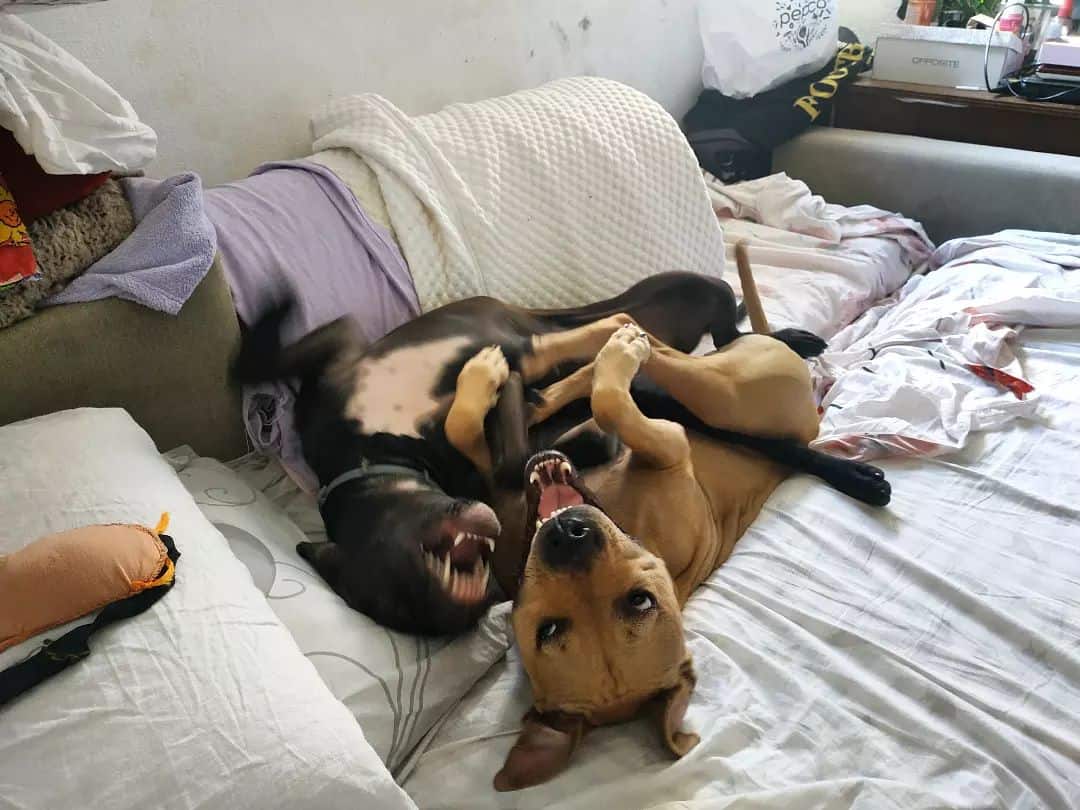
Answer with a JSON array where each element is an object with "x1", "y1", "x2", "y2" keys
[
  {"x1": 771, "y1": 328, "x2": 828, "y2": 359},
  {"x1": 836, "y1": 462, "x2": 891, "y2": 507}
]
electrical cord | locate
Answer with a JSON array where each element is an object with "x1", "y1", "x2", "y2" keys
[
  {"x1": 983, "y1": 3, "x2": 1080, "y2": 102},
  {"x1": 983, "y1": 2, "x2": 1030, "y2": 92}
]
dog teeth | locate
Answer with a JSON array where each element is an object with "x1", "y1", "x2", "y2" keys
[
  {"x1": 442, "y1": 555, "x2": 451, "y2": 587},
  {"x1": 483, "y1": 536, "x2": 495, "y2": 553},
  {"x1": 454, "y1": 532, "x2": 465, "y2": 548},
  {"x1": 480, "y1": 563, "x2": 490, "y2": 594},
  {"x1": 529, "y1": 470, "x2": 541, "y2": 487},
  {"x1": 559, "y1": 461, "x2": 572, "y2": 479}
]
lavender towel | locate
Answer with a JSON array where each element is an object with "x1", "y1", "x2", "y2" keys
[
  {"x1": 45, "y1": 173, "x2": 216, "y2": 314},
  {"x1": 205, "y1": 159, "x2": 420, "y2": 491}
]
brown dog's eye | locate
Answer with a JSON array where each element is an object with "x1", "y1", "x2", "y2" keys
[
  {"x1": 536, "y1": 618, "x2": 567, "y2": 647},
  {"x1": 625, "y1": 589, "x2": 656, "y2": 614}
]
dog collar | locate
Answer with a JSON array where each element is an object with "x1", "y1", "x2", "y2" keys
[{"x1": 318, "y1": 460, "x2": 433, "y2": 507}]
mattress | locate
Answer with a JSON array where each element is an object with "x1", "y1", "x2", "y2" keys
[{"x1": 401, "y1": 241, "x2": 1080, "y2": 808}]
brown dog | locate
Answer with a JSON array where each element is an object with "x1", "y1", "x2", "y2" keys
[{"x1": 442, "y1": 246, "x2": 890, "y2": 791}]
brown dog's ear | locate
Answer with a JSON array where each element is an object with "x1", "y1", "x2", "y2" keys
[
  {"x1": 493, "y1": 709, "x2": 587, "y2": 792},
  {"x1": 652, "y1": 658, "x2": 700, "y2": 757}
]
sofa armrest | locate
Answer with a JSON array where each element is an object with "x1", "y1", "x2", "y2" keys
[
  {"x1": 774, "y1": 127, "x2": 1080, "y2": 243},
  {"x1": 0, "y1": 256, "x2": 246, "y2": 459}
]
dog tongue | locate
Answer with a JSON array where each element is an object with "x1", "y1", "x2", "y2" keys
[{"x1": 539, "y1": 484, "x2": 584, "y2": 518}]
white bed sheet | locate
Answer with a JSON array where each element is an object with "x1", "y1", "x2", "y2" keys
[
  {"x1": 401, "y1": 319, "x2": 1080, "y2": 805},
  {"x1": 707, "y1": 173, "x2": 933, "y2": 342}
]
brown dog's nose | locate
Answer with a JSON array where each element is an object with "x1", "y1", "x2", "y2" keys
[{"x1": 538, "y1": 508, "x2": 604, "y2": 570}]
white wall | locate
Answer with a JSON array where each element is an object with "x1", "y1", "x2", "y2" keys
[
  {"x1": 25, "y1": 0, "x2": 705, "y2": 185},
  {"x1": 839, "y1": 0, "x2": 902, "y2": 45}
]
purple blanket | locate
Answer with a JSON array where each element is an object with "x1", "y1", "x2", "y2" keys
[
  {"x1": 45, "y1": 173, "x2": 216, "y2": 313},
  {"x1": 205, "y1": 160, "x2": 419, "y2": 490}
]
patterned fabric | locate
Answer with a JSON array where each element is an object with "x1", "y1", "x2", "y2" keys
[{"x1": 0, "y1": 174, "x2": 35, "y2": 288}]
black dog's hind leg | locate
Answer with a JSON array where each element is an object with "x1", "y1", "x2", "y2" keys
[
  {"x1": 232, "y1": 300, "x2": 362, "y2": 387},
  {"x1": 632, "y1": 387, "x2": 890, "y2": 507},
  {"x1": 769, "y1": 328, "x2": 827, "y2": 359}
]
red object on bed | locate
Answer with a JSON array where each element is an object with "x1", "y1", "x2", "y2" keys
[
  {"x1": 0, "y1": 129, "x2": 110, "y2": 223},
  {"x1": 0, "y1": 172, "x2": 35, "y2": 288}
]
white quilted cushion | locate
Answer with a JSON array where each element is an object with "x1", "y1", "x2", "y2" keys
[{"x1": 312, "y1": 77, "x2": 727, "y2": 311}]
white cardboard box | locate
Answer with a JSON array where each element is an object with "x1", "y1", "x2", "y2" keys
[
  {"x1": 873, "y1": 24, "x2": 1024, "y2": 89},
  {"x1": 1038, "y1": 37, "x2": 1080, "y2": 70}
]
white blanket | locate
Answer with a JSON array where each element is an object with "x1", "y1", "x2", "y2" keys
[
  {"x1": 0, "y1": 16, "x2": 156, "y2": 174},
  {"x1": 813, "y1": 230, "x2": 1080, "y2": 460},
  {"x1": 706, "y1": 172, "x2": 933, "y2": 340},
  {"x1": 402, "y1": 267, "x2": 1080, "y2": 810},
  {"x1": 311, "y1": 78, "x2": 727, "y2": 311}
]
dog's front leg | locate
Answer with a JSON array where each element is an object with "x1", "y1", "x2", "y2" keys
[
  {"x1": 521, "y1": 314, "x2": 637, "y2": 383},
  {"x1": 591, "y1": 326, "x2": 690, "y2": 470},
  {"x1": 444, "y1": 346, "x2": 510, "y2": 475}
]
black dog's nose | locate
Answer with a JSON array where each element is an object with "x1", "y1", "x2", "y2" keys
[{"x1": 538, "y1": 509, "x2": 604, "y2": 570}]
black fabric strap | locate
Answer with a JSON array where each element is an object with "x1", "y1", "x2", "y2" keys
[{"x1": 0, "y1": 533, "x2": 180, "y2": 707}]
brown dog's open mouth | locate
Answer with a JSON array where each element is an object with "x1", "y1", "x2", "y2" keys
[
  {"x1": 423, "y1": 503, "x2": 498, "y2": 605},
  {"x1": 525, "y1": 451, "x2": 599, "y2": 532}
]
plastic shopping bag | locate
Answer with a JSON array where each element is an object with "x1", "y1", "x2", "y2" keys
[{"x1": 700, "y1": 0, "x2": 839, "y2": 98}]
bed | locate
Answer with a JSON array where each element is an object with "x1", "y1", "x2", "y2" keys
[
  {"x1": 400, "y1": 234, "x2": 1080, "y2": 808},
  {"x1": 2, "y1": 75, "x2": 1079, "y2": 810}
]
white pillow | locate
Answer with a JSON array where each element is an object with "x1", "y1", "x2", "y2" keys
[
  {"x1": 169, "y1": 450, "x2": 512, "y2": 774},
  {"x1": 0, "y1": 409, "x2": 413, "y2": 810}
]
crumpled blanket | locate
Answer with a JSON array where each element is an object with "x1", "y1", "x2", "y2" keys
[
  {"x1": 44, "y1": 173, "x2": 216, "y2": 315},
  {"x1": 0, "y1": 179, "x2": 133, "y2": 330},
  {"x1": 706, "y1": 172, "x2": 934, "y2": 340},
  {"x1": 311, "y1": 77, "x2": 727, "y2": 312},
  {"x1": 811, "y1": 230, "x2": 1080, "y2": 460}
]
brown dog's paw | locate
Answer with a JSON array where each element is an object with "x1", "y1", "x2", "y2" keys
[{"x1": 597, "y1": 324, "x2": 651, "y2": 378}]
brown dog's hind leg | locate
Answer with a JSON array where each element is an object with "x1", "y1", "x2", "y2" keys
[
  {"x1": 642, "y1": 337, "x2": 820, "y2": 445},
  {"x1": 591, "y1": 326, "x2": 690, "y2": 470}
]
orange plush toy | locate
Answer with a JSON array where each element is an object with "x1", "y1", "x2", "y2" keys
[{"x1": 0, "y1": 514, "x2": 180, "y2": 705}]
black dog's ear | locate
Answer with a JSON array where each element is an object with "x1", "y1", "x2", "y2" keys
[
  {"x1": 493, "y1": 709, "x2": 587, "y2": 792},
  {"x1": 651, "y1": 657, "x2": 700, "y2": 758}
]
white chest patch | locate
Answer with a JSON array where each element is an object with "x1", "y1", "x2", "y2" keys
[{"x1": 345, "y1": 335, "x2": 471, "y2": 437}]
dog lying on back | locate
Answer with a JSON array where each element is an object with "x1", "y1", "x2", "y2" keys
[
  {"x1": 233, "y1": 269, "x2": 832, "y2": 635},
  {"x1": 437, "y1": 246, "x2": 891, "y2": 790}
]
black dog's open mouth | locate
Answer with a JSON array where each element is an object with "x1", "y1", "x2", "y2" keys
[
  {"x1": 525, "y1": 451, "x2": 600, "y2": 533},
  {"x1": 422, "y1": 503, "x2": 498, "y2": 605}
]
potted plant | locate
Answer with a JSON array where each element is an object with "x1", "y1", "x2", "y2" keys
[{"x1": 938, "y1": 0, "x2": 1001, "y2": 26}]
